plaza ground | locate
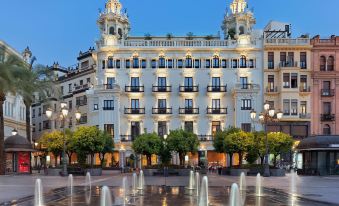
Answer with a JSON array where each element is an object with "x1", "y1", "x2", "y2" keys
[{"x1": 0, "y1": 171, "x2": 339, "y2": 205}]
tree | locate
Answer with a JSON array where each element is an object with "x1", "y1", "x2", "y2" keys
[
  {"x1": 0, "y1": 54, "x2": 27, "y2": 175},
  {"x1": 132, "y1": 133, "x2": 162, "y2": 166},
  {"x1": 15, "y1": 64, "x2": 56, "y2": 142},
  {"x1": 97, "y1": 131, "x2": 114, "y2": 167},
  {"x1": 268, "y1": 132, "x2": 294, "y2": 167},
  {"x1": 39, "y1": 131, "x2": 64, "y2": 167},
  {"x1": 73, "y1": 126, "x2": 102, "y2": 167},
  {"x1": 144, "y1": 33, "x2": 152, "y2": 40},
  {"x1": 248, "y1": 131, "x2": 266, "y2": 165},
  {"x1": 213, "y1": 127, "x2": 241, "y2": 167},
  {"x1": 65, "y1": 129, "x2": 76, "y2": 165},
  {"x1": 158, "y1": 141, "x2": 172, "y2": 166},
  {"x1": 167, "y1": 129, "x2": 199, "y2": 166}
]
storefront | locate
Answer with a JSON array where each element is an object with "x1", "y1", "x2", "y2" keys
[
  {"x1": 297, "y1": 135, "x2": 339, "y2": 176},
  {"x1": 4, "y1": 134, "x2": 34, "y2": 174}
]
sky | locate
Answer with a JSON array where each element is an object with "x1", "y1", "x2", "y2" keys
[{"x1": 0, "y1": 0, "x2": 338, "y2": 67}]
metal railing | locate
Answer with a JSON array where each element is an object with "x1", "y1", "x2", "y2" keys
[
  {"x1": 152, "y1": 108, "x2": 173, "y2": 114},
  {"x1": 124, "y1": 108, "x2": 146, "y2": 114},
  {"x1": 179, "y1": 86, "x2": 199, "y2": 92},
  {"x1": 152, "y1": 86, "x2": 172, "y2": 92},
  {"x1": 321, "y1": 89, "x2": 335, "y2": 97},
  {"x1": 179, "y1": 108, "x2": 199, "y2": 114},
  {"x1": 321, "y1": 114, "x2": 335, "y2": 121},
  {"x1": 206, "y1": 107, "x2": 228, "y2": 114},
  {"x1": 207, "y1": 86, "x2": 227, "y2": 93},
  {"x1": 125, "y1": 86, "x2": 145, "y2": 93}
]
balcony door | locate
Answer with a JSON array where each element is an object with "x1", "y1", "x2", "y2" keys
[
  {"x1": 185, "y1": 99, "x2": 193, "y2": 114},
  {"x1": 158, "y1": 77, "x2": 167, "y2": 91},
  {"x1": 212, "y1": 121, "x2": 221, "y2": 136},
  {"x1": 212, "y1": 77, "x2": 220, "y2": 90},
  {"x1": 131, "y1": 77, "x2": 140, "y2": 92},
  {"x1": 107, "y1": 77, "x2": 115, "y2": 89},
  {"x1": 268, "y1": 75, "x2": 275, "y2": 91},
  {"x1": 131, "y1": 122, "x2": 140, "y2": 141},
  {"x1": 131, "y1": 99, "x2": 139, "y2": 112},
  {"x1": 240, "y1": 77, "x2": 248, "y2": 89},
  {"x1": 158, "y1": 121, "x2": 167, "y2": 138},
  {"x1": 158, "y1": 99, "x2": 167, "y2": 114},
  {"x1": 323, "y1": 102, "x2": 331, "y2": 115},
  {"x1": 212, "y1": 99, "x2": 220, "y2": 113},
  {"x1": 184, "y1": 77, "x2": 193, "y2": 89}
]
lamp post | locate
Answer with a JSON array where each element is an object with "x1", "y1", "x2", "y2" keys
[
  {"x1": 163, "y1": 134, "x2": 168, "y2": 187},
  {"x1": 46, "y1": 103, "x2": 82, "y2": 176},
  {"x1": 250, "y1": 102, "x2": 283, "y2": 177}
]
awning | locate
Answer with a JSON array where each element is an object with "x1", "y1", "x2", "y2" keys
[
  {"x1": 297, "y1": 135, "x2": 339, "y2": 151},
  {"x1": 4, "y1": 134, "x2": 35, "y2": 152}
]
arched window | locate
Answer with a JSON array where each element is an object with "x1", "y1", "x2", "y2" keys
[
  {"x1": 239, "y1": 26, "x2": 245, "y2": 35},
  {"x1": 327, "y1": 56, "x2": 334, "y2": 71},
  {"x1": 109, "y1": 27, "x2": 115, "y2": 35},
  {"x1": 240, "y1": 55, "x2": 247, "y2": 68},
  {"x1": 320, "y1": 56, "x2": 326, "y2": 71},
  {"x1": 213, "y1": 55, "x2": 220, "y2": 68},
  {"x1": 118, "y1": 28, "x2": 123, "y2": 39},
  {"x1": 185, "y1": 55, "x2": 192, "y2": 68},
  {"x1": 323, "y1": 124, "x2": 331, "y2": 135}
]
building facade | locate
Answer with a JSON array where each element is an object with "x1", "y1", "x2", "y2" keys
[
  {"x1": 82, "y1": 0, "x2": 264, "y2": 167},
  {"x1": 263, "y1": 22, "x2": 312, "y2": 140},
  {"x1": 0, "y1": 41, "x2": 27, "y2": 140}
]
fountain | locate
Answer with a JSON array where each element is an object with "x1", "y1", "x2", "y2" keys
[
  {"x1": 187, "y1": 170, "x2": 195, "y2": 190},
  {"x1": 131, "y1": 173, "x2": 138, "y2": 196},
  {"x1": 68, "y1": 174, "x2": 74, "y2": 206},
  {"x1": 100, "y1": 186, "x2": 112, "y2": 206},
  {"x1": 68, "y1": 174, "x2": 74, "y2": 196},
  {"x1": 239, "y1": 172, "x2": 246, "y2": 191},
  {"x1": 290, "y1": 170, "x2": 298, "y2": 206},
  {"x1": 85, "y1": 172, "x2": 92, "y2": 205},
  {"x1": 255, "y1": 173, "x2": 263, "y2": 197},
  {"x1": 122, "y1": 176, "x2": 128, "y2": 205},
  {"x1": 229, "y1": 183, "x2": 241, "y2": 206},
  {"x1": 198, "y1": 176, "x2": 209, "y2": 206},
  {"x1": 34, "y1": 179, "x2": 44, "y2": 206},
  {"x1": 138, "y1": 170, "x2": 145, "y2": 190},
  {"x1": 195, "y1": 172, "x2": 200, "y2": 197}
]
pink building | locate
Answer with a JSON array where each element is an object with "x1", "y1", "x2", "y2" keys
[{"x1": 311, "y1": 35, "x2": 339, "y2": 135}]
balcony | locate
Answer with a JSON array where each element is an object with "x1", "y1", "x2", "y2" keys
[
  {"x1": 152, "y1": 86, "x2": 172, "y2": 92},
  {"x1": 103, "y1": 84, "x2": 116, "y2": 90},
  {"x1": 267, "y1": 61, "x2": 274, "y2": 69},
  {"x1": 179, "y1": 107, "x2": 199, "y2": 115},
  {"x1": 103, "y1": 107, "x2": 114, "y2": 111},
  {"x1": 179, "y1": 86, "x2": 199, "y2": 93},
  {"x1": 206, "y1": 107, "x2": 227, "y2": 114},
  {"x1": 207, "y1": 86, "x2": 227, "y2": 93},
  {"x1": 73, "y1": 84, "x2": 90, "y2": 94},
  {"x1": 152, "y1": 108, "x2": 173, "y2": 115},
  {"x1": 124, "y1": 108, "x2": 145, "y2": 115},
  {"x1": 321, "y1": 89, "x2": 335, "y2": 97},
  {"x1": 299, "y1": 113, "x2": 311, "y2": 119},
  {"x1": 125, "y1": 86, "x2": 145, "y2": 93},
  {"x1": 266, "y1": 86, "x2": 278, "y2": 93},
  {"x1": 279, "y1": 61, "x2": 298, "y2": 68},
  {"x1": 236, "y1": 84, "x2": 259, "y2": 90},
  {"x1": 120, "y1": 135, "x2": 133, "y2": 142},
  {"x1": 321, "y1": 114, "x2": 335, "y2": 122},
  {"x1": 198, "y1": 135, "x2": 214, "y2": 142},
  {"x1": 299, "y1": 86, "x2": 311, "y2": 93},
  {"x1": 264, "y1": 38, "x2": 310, "y2": 46}
]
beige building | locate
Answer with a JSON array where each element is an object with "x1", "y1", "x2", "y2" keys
[{"x1": 263, "y1": 22, "x2": 312, "y2": 139}]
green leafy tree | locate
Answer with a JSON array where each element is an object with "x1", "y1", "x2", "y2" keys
[
  {"x1": 0, "y1": 53, "x2": 27, "y2": 174},
  {"x1": 249, "y1": 131, "x2": 266, "y2": 165},
  {"x1": 268, "y1": 132, "x2": 294, "y2": 167},
  {"x1": 39, "y1": 131, "x2": 64, "y2": 167},
  {"x1": 132, "y1": 133, "x2": 162, "y2": 166},
  {"x1": 97, "y1": 131, "x2": 114, "y2": 167},
  {"x1": 167, "y1": 129, "x2": 199, "y2": 166},
  {"x1": 226, "y1": 131, "x2": 252, "y2": 167},
  {"x1": 15, "y1": 64, "x2": 56, "y2": 142},
  {"x1": 73, "y1": 126, "x2": 101, "y2": 167},
  {"x1": 158, "y1": 141, "x2": 172, "y2": 166},
  {"x1": 213, "y1": 127, "x2": 241, "y2": 167},
  {"x1": 65, "y1": 129, "x2": 76, "y2": 165}
]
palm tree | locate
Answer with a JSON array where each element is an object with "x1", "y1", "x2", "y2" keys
[
  {"x1": 0, "y1": 54, "x2": 26, "y2": 175},
  {"x1": 15, "y1": 64, "x2": 56, "y2": 142}
]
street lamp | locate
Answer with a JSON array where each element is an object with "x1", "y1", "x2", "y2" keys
[
  {"x1": 46, "y1": 104, "x2": 82, "y2": 176},
  {"x1": 11, "y1": 129, "x2": 18, "y2": 136},
  {"x1": 250, "y1": 103, "x2": 283, "y2": 177}
]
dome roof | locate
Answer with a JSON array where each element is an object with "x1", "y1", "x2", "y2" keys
[{"x1": 4, "y1": 134, "x2": 34, "y2": 152}]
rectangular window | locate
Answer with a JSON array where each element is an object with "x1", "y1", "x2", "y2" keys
[
  {"x1": 268, "y1": 101, "x2": 275, "y2": 109},
  {"x1": 212, "y1": 121, "x2": 221, "y2": 136},
  {"x1": 291, "y1": 99, "x2": 298, "y2": 115},
  {"x1": 241, "y1": 123, "x2": 251, "y2": 132},
  {"x1": 32, "y1": 109, "x2": 35, "y2": 118},
  {"x1": 240, "y1": 77, "x2": 248, "y2": 89},
  {"x1": 76, "y1": 96, "x2": 87, "y2": 106},
  {"x1": 222, "y1": 59, "x2": 228, "y2": 68},
  {"x1": 158, "y1": 121, "x2": 167, "y2": 137},
  {"x1": 248, "y1": 59, "x2": 254, "y2": 68},
  {"x1": 323, "y1": 102, "x2": 331, "y2": 114},
  {"x1": 108, "y1": 57, "x2": 114, "y2": 68},
  {"x1": 102, "y1": 60, "x2": 106, "y2": 69},
  {"x1": 116, "y1": 59, "x2": 121, "y2": 69},
  {"x1": 241, "y1": 99, "x2": 252, "y2": 110},
  {"x1": 103, "y1": 100, "x2": 114, "y2": 110},
  {"x1": 212, "y1": 99, "x2": 220, "y2": 109},
  {"x1": 159, "y1": 58, "x2": 166, "y2": 68},
  {"x1": 280, "y1": 52, "x2": 286, "y2": 63},
  {"x1": 185, "y1": 57, "x2": 192, "y2": 68},
  {"x1": 300, "y1": 101, "x2": 307, "y2": 114},
  {"x1": 104, "y1": 124, "x2": 114, "y2": 139},
  {"x1": 80, "y1": 80, "x2": 83, "y2": 86},
  {"x1": 205, "y1": 59, "x2": 211, "y2": 68},
  {"x1": 125, "y1": 59, "x2": 130, "y2": 69},
  {"x1": 158, "y1": 77, "x2": 166, "y2": 88},
  {"x1": 167, "y1": 59, "x2": 173, "y2": 68},
  {"x1": 131, "y1": 99, "x2": 139, "y2": 109},
  {"x1": 288, "y1": 52, "x2": 294, "y2": 64},
  {"x1": 69, "y1": 100, "x2": 72, "y2": 110},
  {"x1": 185, "y1": 99, "x2": 193, "y2": 108},
  {"x1": 283, "y1": 73, "x2": 290, "y2": 88},
  {"x1": 68, "y1": 84, "x2": 72, "y2": 93},
  {"x1": 212, "y1": 77, "x2": 220, "y2": 87},
  {"x1": 232, "y1": 59, "x2": 238, "y2": 68},
  {"x1": 158, "y1": 99, "x2": 167, "y2": 108},
  {"x1": 194, "y1": 59, "x2": 200, "y2": 68},
  {"x1": 131, "y1": 77, "x2": 140, "y2": 87},
  {"x1": 87, "y1": 78, "x2": 91, "y2": 83},
  {"x1": 60, "y1": 86, "x2": 64, "y2": 95},
  {"x1": 291, "y1": 73, "x2": 298, "y2": 88},
  {"x1": 300, "y1": 52, "x2": 307, "y2": 69},
  {"x1": 213, "y1": 57, "x2": 220, "y2": 68},
  {"x1": 151, "y1": 59, "x2": 157, "y2": 68},
  {"x1": 184, "y1": 121, "x2": 194, "y2": 133},
  {"x1": 300, "y1": 75, "x2": 308, "y2": 91},
  {"x1": 283, "y1": 99, "x2": 290, "y2": 115},
  {"x1": 268, "y1": 75, "x2": 275, "y2": 91},
  {"x1": 268, "y1": 52, "x2": 274, "y2": 69},
  {"x1": 131, "y1": 121, "x2": 140, "y2": 140},
  {"x1": 141, "y1": 59, "x2": 146, "y2": 68},
  {"x1": 177, "y1": 59, "x2": 183, "y2": 68},
  {"x1": 94, "y1": 104, "x2": 98, "y2": 110},
  {"x1": 132, "y1": 57, "x2": 139, "y2": 68},
  {"x1": 79, "y1": 114, "x2": 87, "y2": 124}
]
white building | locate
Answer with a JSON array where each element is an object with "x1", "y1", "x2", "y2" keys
[{"x1": 85, "y1": 0, "x2": 264, "y2": 167}]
